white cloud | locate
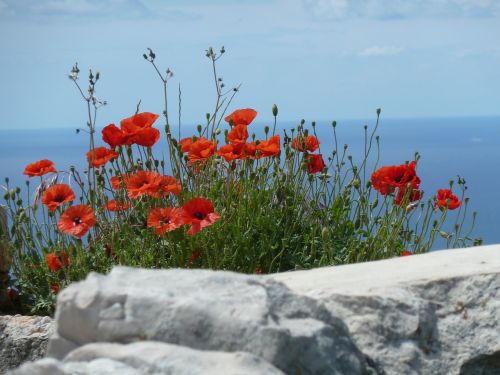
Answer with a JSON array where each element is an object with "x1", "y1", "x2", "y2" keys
[
  {"x1": 303, "y1": 0, "x2": 500, "y2": 20},
  {"x1": 359, "y1": 45, "x2": 403, "y2": 57}
]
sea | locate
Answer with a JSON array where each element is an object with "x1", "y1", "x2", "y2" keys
[{"x1": 1, "y1": 115, "x2": 499, "y2": 248}]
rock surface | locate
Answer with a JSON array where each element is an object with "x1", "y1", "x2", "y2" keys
[
  {"x1": 5, "y1": 244, "x2": 500, "y2": 374},
  {"x1": 0, "y1": 315, "x2": 53, "y2": 374},
  {"x1": 10, "y1": 341, "x2": 286, "y2": 375},
  {"x1": 45, "y1": 267, "x2": 375, "y2": 374},
  {"x1": 272, "y1": 244, "x2": 500, "y2": 375}
]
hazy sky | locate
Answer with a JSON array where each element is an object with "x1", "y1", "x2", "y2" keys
[{"x1": 0, "y1": 0, "x2": 499, "y2": 129}]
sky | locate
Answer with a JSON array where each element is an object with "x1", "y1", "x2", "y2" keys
[{"x1": 0, "y1": 0, "x2": 499, "y2": 129}]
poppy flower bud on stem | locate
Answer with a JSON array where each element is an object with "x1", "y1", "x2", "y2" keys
[
  {"x1": 272, "y1": 104, "x2": 278, "y2": 117},
  {"x1": 197, "y1": 124, "x2": 203, "y2": 134},
  {"x1": 332, "y1": 121, "x2": 337, "y2": 128}
]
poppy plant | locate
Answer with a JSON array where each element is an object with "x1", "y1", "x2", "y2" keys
[
  {"x1": 45, "y1": 250, "x2": 70, "y2": 272},
  {"x1": 159, "y1": 175, "x2": 182, "y2": 196},
  {"x1": 125, "y1": 171, "x2": 163, "y2": 199},
  {"x1": 227, "y1": 124, "x2": 249, "y2": 145},
  {"x1": 103, "y1": 199, "x2": 131, "y2": 212},
  {"x1": 217, "y1": 143, "x2": 244, "y2": 162},
  {"x1": 102, "y1": 124, "x2": 125, "y2": 149},
  {"x1": 400, "y1": 250, "x2": 413, "y2": 257},
  {"x1": 58, "y1": 205, "x2": 97, "y2": 237},
  {"x1": 180, "y1": 137, "x2": 195, "y2": 153},
  {"x1": 41, "y1": 184, "x2": 75, "y2": 212},
  {"x1": 120, "y1": 112, "x2": 159, "y2": 132},
  {"x1": 371, "y1": 161, "x2": 421, "y2": 196},
  {"x1": 86, "y1": 147, "x2": 119, "y2": 168},
  {"x1": 23, "y1": 159, "x2": 57, "y2": 177},
  {"x1": 187, "y1": 137, "x2": 217, "y2": 163},
  {"x1": 292, "y1": 135, "x2": 320, "y2": 152},
  {"x1": 129, "y1": 127, "x2": 160, "y2": 148},
  {"x1": 224, "y1": 108, "x2": 257, "y2": 126},
  {"x1": 306, "y1": 154, "x2": 325, "y2": 174},
  {"x1": 436, "y1": 189, "x2": 461, "y2": 210},
  {"x1": 182, "y1": 197, "x2": 220, "y2": 236},
  {"x1": 147, "y1": 207, "x2": 187, "y2": 235},
  {"x1": 256, "y1": 135, "x2": 280, "y2": 157}
]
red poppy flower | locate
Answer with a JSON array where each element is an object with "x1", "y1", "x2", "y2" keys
[
  {"x1": 401, "y1": 250, "x2": 413, "y2": 257},
  {"x1": 180, "y1": 137, "x2": 195, "y2": 153},
  {"x1": 217, "y1": 144, "x2": 244, "y2": 162},
  {"x1": 23, "y1": 159, "x2": 57, "y2": 177},
  {"x1": 46, "y1": 250, "x2": 70, "y2": 272},
  {"x1": 103, "y1": 199, "x2": 131, "y2": 212},
  {"x1": 130, "y1": 127, "x2": 160, "y2": 147},
  {"x1": 224, "y1": 108, "x2": 257, "y2": 126},
  {"x1": 147, "y1": 207, "x2": 187, "y2": 235},
  {"x1": 159, "y1": 175, "x2": 182, "y2": 196},
  {"x1": 256, "y1": 135, "x2": 280, "y2": 157},
  {"x1": 86, "y1": 147, "x2": 118, "y2": 168},
  {"x1": 50, "y1": 283, "x2": 61, "y2": 294},
  {"x1": 292, "y1": 135, "x2": 320, "y2": 152},
  {"x1": 187, "y1": 249, "x2": 203, "y2": 267},
  {"x1": 124, "y1": 171, "x2": 162, "y2": 199},
  {"x1": 102, "y1": 124, "x2": 126, "y2": 149},
  {"x1": 395, "y1": 188, "x2": 422, "y2": 206},
  {"x1": 187, "y1": 137, "x2": 217, "y2": 163},
  {"x1": 306, "y1": 153, "x2": 326, "y2": 174},
  {"x1": 436, "y1": 189, "x2": 461, "y2": 210},
  {"x1": 110, "y1": 175, "x2": 125, "y2": 190},
  {"x1": 243, "y1": 142, "x2": 259, "y2": 159},
  {"x1": 58, "y1": 205, "x2": 97, "y2": 237},
  {"x1": 41, "y1": 184, "x2": 75, "y2": 212},
  {"x1": 228, "y1": 125, "x2": 249, "y2": 145},
  {"x1": 120, "y1": 112, "x2": 159, "y2": 132},
  {"x1": 182, "y1": 198, "x2": 220, "y2": 236},
  {"x1": 371, "y1": 161, "x2": 421, "y2": 196}
]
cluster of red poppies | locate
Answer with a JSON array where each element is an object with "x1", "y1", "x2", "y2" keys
[{"x1": 370, "y1": 161, "x2": 461, "y2": 210}]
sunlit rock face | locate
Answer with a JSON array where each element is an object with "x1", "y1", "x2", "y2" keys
[{"x1": 7, "y1": 244, "x2": 500, "y2": 375}]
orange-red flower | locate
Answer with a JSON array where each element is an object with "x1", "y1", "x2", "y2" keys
[
  {"x1": 23, "y1": 159, "x2": 57, "y2": 177},
  {"x1": 124, "y1": 171, "x2": 162, "y2": 199},
  {"x1": 50, "y1": 283, "x2": 61, "y2": 294},
  {"x1": 86, "y1": 147, "x2": 118, "y2": 168},
  {"x1": 46, "y1": 250, "x2": 70, "y2": 272},
  {"x1": 436, "y1": 189, "x2": 461, "y2": 210},
  {"x1": 180, "y1": 137, "x2": 195, "y2": 152},
  {"x1": 400, "y1": 250, "x2": 413, "y2": 257},
  {"x1": 243, "y1": 142, "x2": 259, "y2": 159},
  {"x1": 103, "y1": 199, "x2": 131, "y2": 212},
  {"x1": 120, "y1": 112, "x2": 159, "y2": 132},
  {"x1": 306, "y1": 154, "x2": 325, "y2": 174},
  {"x1": 147, "y1": 207, "x2": 187, "y2": 235},
  {"x1": 102, "y1": 124, "x2": 126, "y2": 148},
  {"x1": 228, "y1": 124, "x2": 248, "y2": 145},
  {"x1": 187, "y1": 137, "x2": 217, "y2": 163},
  {"x1": 371, "y1": 161, "x2": 421, "y2": 196},
  {"x1": 217, "y1": 143, "x2": 244, "y2": 162},
  {"x1": 110, "y1": 175, "x2": 125, "y2": 190},
  {"x1": 182, "y1": 198, "x2": 220, "y2": 236},
  {"x1": 159, "y1": 175, "x2": 182, "y2": 196},
  {"x1": 224, "y1": 108, "x2": 257, "y2": 126},
  {"x1": 41, "y1": 184, "x2": 75, "y2": 212},
  {"x1": 395, "y1": 188, "x2": 422, "y2": 205},
  {"x1": 256, "y1": 135, "x2": 280, "y2": 157},
  {"x1": 58, "y1": 205, "x2": 97, "y2": 237},
  {"x1": 130, "y1": 127, "x2": 160, "y2": 147},
  {"x1": 292, "y1": 135, "x2": 320, "y2": 152}
]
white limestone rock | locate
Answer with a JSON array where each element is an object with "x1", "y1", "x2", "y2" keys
[
  {"x1": 10, "y1": 341, "x2": 285, "y2": 375},
  {"x1": 272, "y1": 244, "x2": 500, "y2": 375},
  {"x1": 46, "y1": 267, "x2": 376, "y2": 375}
]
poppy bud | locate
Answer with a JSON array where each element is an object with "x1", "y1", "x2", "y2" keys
[
  {"x1": 377, "y1": 108, "x2": 381, "y2": 115},
  {"x1": 16, "y1": 199, "x2": 22, "y2": 206},
  {"x1": 439, "y1": 231, "x2": 450, "y2": 239},
  {"x1": 332, "y1": 121, "x2": 337, "y2": 128},
  {"x1": 143, "y1": 54, "x2": 148, "y2": 60},
  {"x1": 197, "y1": 124, "x2": 203, "y2": 134},
  {"x1": 154, "y1": 160, "x2": 159, "y2": 168},
  {"x1": 272, "y1": 104, "x2": 278, "y2": 117},
  {"x1": 3, "y1": 192, "x2": 9, "y2": 200},
  {"x1": 370, "y1": 197, "x2": 378, "y2": 209},
  {"x1": 215, "y1": 128, "x2": 221, "y2": 135},
  {"x1": 15, "y1": 187, "x2": 20, "y2": 194},
  {"x1": 264, "y1": 126, "x2": 269, "y2": 135}
]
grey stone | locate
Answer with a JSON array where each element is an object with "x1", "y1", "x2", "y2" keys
[
  {"x1": 10, "y1": 341, "x2": 285, "y2": 375},
  {"x1": 272, "y1": 244, "x2": 500, "y2": 375},
  {"x1": 46, "y1": 267, "x2": 375, "y2": 375},
  {"x1": 0, "y1": 314, "x2": 53, "y2": 374}
]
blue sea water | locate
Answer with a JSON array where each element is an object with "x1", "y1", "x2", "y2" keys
[{"x1": 0, "y1": 115, "x2": 499, "y2": 247}]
